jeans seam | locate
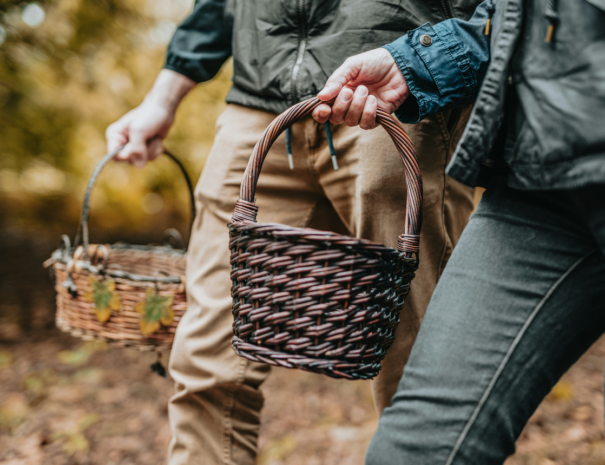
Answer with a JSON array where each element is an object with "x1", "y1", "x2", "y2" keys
[{"x1": 444, "y1": 248, "x2": 598, "y2": 465}]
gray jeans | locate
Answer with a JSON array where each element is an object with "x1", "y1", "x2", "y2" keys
[{"x1": 366, "y1": 178, "x2": 605, "y2": 464}]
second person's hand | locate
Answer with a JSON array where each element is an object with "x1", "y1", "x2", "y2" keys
[
  {"x1": 312, "y1": 48, "x2": 409, "y2": 130},
  {"x1": 106, "y1": 69, "x2": 195, "y2": 168}
]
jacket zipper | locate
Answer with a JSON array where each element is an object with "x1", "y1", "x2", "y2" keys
[
  {"x1": 438, "y1": 0, "x2": 455, "y2": 19},
  {"x1": 290, "y1": 0, "x2": 307, "y2": 104}
]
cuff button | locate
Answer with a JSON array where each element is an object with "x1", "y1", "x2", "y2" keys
[{"x1": 420, "y1": 35, "x2": 433, "y2": 46}]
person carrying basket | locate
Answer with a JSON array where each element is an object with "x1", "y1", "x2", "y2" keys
[{"x1": 311, "y1": 0, "x2": 605, "y2": 463}]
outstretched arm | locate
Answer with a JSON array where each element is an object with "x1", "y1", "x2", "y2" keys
[
  {"x1": 106, "y1": 70, "x2": 195, "y2": 168},
  {"x1": 313, "y1": 0, "x2": 493, "y2": 128},
  {"x1": 107, "y1": 0, "x2": 232, "y2": 167}
]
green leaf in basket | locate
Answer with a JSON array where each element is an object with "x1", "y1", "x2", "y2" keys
[
  {"x1": 135, "y1": 288, "x2": 174, "y2": 336},
  {"x1": 84, "y1": 277, "x2": 120, "y2": 323}
]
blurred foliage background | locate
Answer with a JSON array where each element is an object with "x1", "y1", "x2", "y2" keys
[
  {"x1": 2, "y1": 3, "x2": 605, "y2": 465},
  {"x1": 0, "y1": 0, "x2": 231, "y2": 334}
]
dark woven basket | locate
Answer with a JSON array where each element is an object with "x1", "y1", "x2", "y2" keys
[
  {"x1": 229, "y1": 97, "x2": 423, "y2": 379},
  {"x1": 45, "y1": 150, "x2": 195, "y2": 351}
]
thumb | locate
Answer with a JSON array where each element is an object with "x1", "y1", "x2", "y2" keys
[{"x1": 318, "y1": 57, "x2": 361, "y2": 101}]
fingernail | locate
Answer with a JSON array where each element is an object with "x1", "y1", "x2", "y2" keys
[
  {"x1": 368, "y1": 95, "x2": 376, "y2": 104},
  {"x1": 341, "y1": 89, "x2": 353, "y2": 102},
  {"x1": 356, "y1": 86, "x2": 368, "y2": 97}
]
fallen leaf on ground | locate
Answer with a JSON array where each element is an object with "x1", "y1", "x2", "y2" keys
[
  {"x1": 0, "y1": 350, "x2": 14, "y2": 368},
  {"x1": 547, "y1": 381, "x2": 574, "y2": 402},
  {"x1": 258, "y1": 435, "x2": 297, "y2": 465},
  {"x1": 50, "y1": 413, "x2": 99, "y2": 455},
  {"x1": 0, "y1": 393, "x2": 29, "y2": 430},
  {"x1": 57, "y1": 348, "x2": 90, "y2": 367}
]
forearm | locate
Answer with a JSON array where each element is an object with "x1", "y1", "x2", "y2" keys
[{"x1": 145, "y1": 69, "x2": 196, "y2": 113}]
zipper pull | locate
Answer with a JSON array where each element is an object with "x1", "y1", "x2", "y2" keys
[
  {"x1": 545, "y1": 24, "x2": 554, "y2": 43},
  {"x1": 544, "y1": 0, "x2": 558, "y2": 43},
  {"x1": 485, "y1": 1, "x2": 496, "y2": 36}
]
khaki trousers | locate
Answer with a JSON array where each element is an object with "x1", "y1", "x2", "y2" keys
[{"x1": 168, "y1": 104, "x2": 474, "y2": 465}]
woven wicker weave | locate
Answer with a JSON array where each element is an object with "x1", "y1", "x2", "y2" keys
[
  {"x1": 229, "y1": 97, "x2": 422, "y2": 379},
  {"x1": 46, "y1": 150, "x2": 194, "y2": 351}
]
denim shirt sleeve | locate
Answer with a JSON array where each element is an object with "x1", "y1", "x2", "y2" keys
[
  {"x1": 384, "y1": 0, "x2": 493, "y2": 123},
  {"x1": 164, "y1": 0, "x2": 232, "y2": 83}
]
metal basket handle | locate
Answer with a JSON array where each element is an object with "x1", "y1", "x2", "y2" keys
[
  {"x1": 73, "y1": 147, "x2": 196, "y2": 262},
  {"x1": 231, "y1": 97, "x2": 423, "y2": 256}
]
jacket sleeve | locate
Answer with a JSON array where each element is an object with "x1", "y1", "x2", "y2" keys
[
  {"x1": 384, "y1": 0, "x2": 494, "y2": 123},
  {"x1": 164, "y1": 0, "x2": 232, "y2": 83}
]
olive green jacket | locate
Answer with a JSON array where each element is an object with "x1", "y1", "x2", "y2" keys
[{"x1": 165, "y1": 0, "x2": 483, "y2": 114}]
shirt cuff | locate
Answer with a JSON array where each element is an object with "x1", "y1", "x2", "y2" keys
[
  {"x1": 164, "y1": 55, "x2": 209, "y2": 83},
  {"x1": 384, "y1": 22, "x2": 477, "y2": 123}
]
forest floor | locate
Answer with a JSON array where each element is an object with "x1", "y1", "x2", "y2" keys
[{"x1": 1, "y1": 326, "x2": 604, "y2": 465}]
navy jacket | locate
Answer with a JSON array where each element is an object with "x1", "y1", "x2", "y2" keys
[{"x1": 385, "y1": 0, "x2": 605, "y2": 190}]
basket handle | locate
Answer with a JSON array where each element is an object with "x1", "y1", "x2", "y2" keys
[
  {"x1": 231, "y1": 97, "x2": 423, "y2": 255},
  {"x1": 73, "y1": 146, "x2": 196, "y2": 262}
]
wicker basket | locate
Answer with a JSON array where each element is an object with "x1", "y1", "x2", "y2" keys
[
  {"x1": 229, "y1": 98, "x2": 423, "y2": 380},
  {"x1": 46, "y1": 150, "x2": 194, "y2": 352}
]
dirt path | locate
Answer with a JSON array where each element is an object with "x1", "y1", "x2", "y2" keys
[{"x1": 1, "y1": 331, "x2": 603, "y2": 464}]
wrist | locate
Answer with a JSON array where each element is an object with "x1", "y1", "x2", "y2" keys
[{"x1": 145, "y1": 69, "x2": 196, "y2": 113}]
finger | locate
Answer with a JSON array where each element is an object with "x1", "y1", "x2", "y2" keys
[
  {"x1": 119, "y1": 129, "x2": 148, "y2": 168},
  {"x1": 106, "y1": 112, "x2": 135, "y2": 155},
  {"x1": 360, "y1": 95, "x2": 379, "y2": 130},
  {"x1": 147, "y1": 137, "x2": 164, "y2": 162},
  {"x1": 318, "y1": 57, "x2": 361, "y2": 101},
  {"x1": 106, "y1": 123, "x2": 130, "y2": 158},
  {"x1": 312, "y1": 104, "x2": 332, "y2": 124},
  {"x1": 106, "y1": 128, "x2": 128, "y2": 154},
  {"x1": 344, "y1": 86, "x2": 369, "y2": 127},
  {"x1": 329, "y1": 87, "x2": 354, "y2": 125},
  {"x1": 318, "y1": 82, "x2": 343, "y2": 101},
  {"x1": 113, "y1": 143, "x2": 131, "y2": 162}
]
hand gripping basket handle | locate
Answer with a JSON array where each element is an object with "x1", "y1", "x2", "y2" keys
[
  {"x1": 232, "y1": 97, "x2": 423, "y2": 255},
  {"x1": 73, "y1": 146, "x2": 196, "y2": 261}
]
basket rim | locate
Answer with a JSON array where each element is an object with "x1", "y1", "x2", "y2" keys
[
  {"x1": 49, "y1": 242, "x2": 186, "y2": 284},
  {"x1": 232, "y1": 97, "x2": 422, "y2": 258},
  {"x1": 230, "y1": 220, "x2": 413, "y2": 261}
]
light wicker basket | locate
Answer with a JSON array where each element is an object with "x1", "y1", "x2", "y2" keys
[{"x1": 46, "y1": 150, "x2": 194, "y2": 353}]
